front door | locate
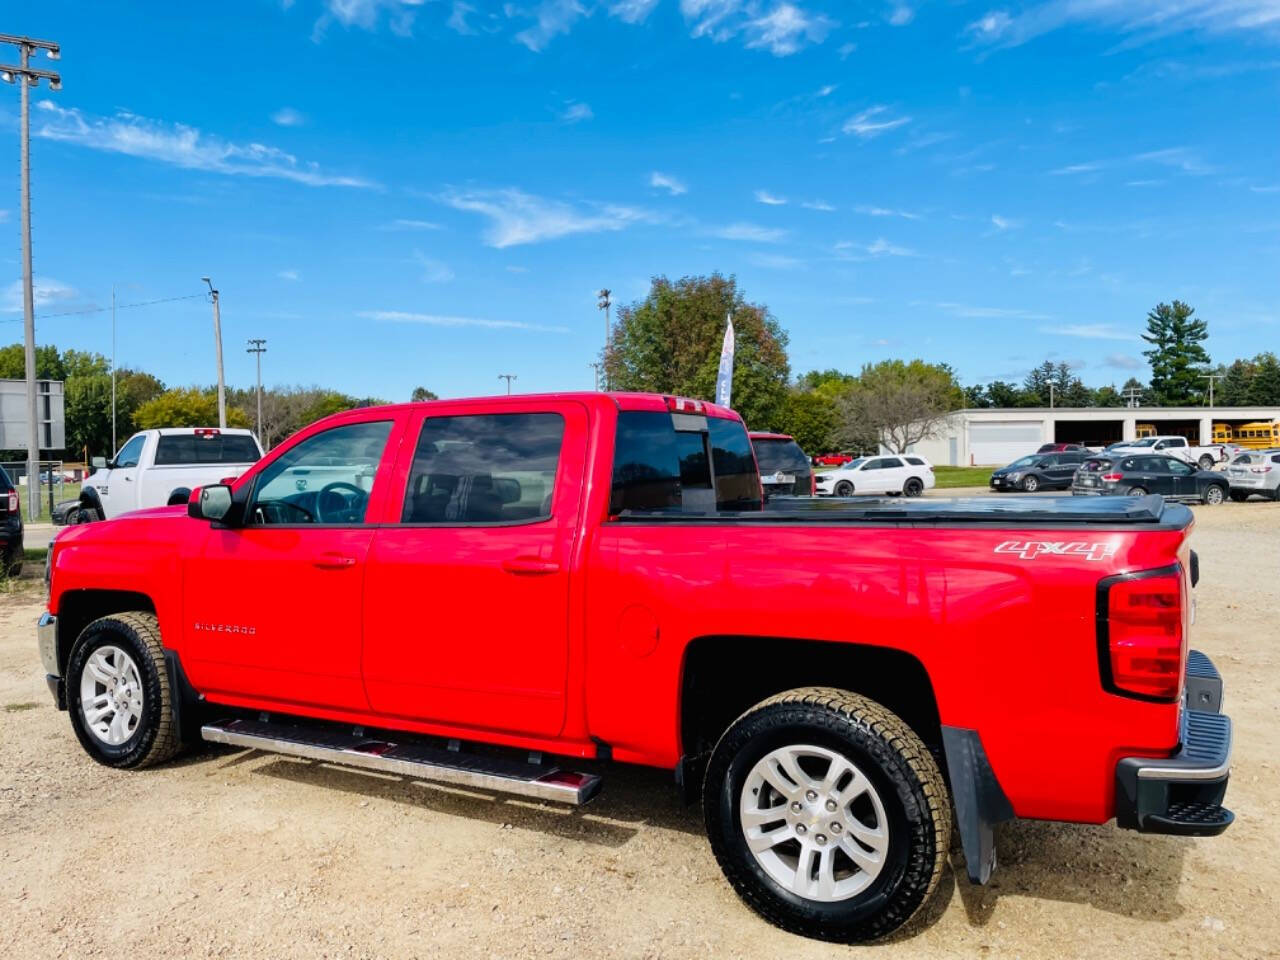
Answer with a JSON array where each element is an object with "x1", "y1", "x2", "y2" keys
[
  {"x1": 100, "y1": 433, "x2": 146, "y2": 517},
  {"x1": 1140, "y1": 456, "x2": 1179, "y2": 497},
  {"x1": 181, "y1": 417, "x2": 399, "y2": 711},
  {"x1": 362, "y1": 402, "x2": 586, "y2": 738},
  {"x1": 1165, "y1": 457, "x2": 1197, "y2": 498}
]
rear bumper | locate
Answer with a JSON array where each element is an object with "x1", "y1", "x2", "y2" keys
[{"x1": 1115, "y1": 650, "x2": 1233, "y2": 836}]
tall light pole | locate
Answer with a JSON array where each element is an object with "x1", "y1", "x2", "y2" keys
[
  {"x1": 1200, "y1": 373, "x2": 1221, "y2": 407},
  {"x1": 589, "y1": 362, "x2": 602, "y2": 391},
  {"x1": 201, "y1": 276, "x2": 227, "y2": 428},
  {"x1": 247, "y1": 339, "x2": 267, "y2": 444},
  {"x1": 597, "y1": 288, "x2": 611, "y2": 390},
  {"x1": 498, "y1": 374, "x2": 516, "y2": 395},
  {"x1": 2, "y1": 33, "x2": 61, "y2": 519},
  {"x1": 110, "y1": 284, "x2": 116, "y2": 455}
]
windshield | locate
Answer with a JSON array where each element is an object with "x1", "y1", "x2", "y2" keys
[
  {"x1": 1128, "y1": 438, "x2": 1157, "y2": 448},
  {"x1": 753, "y1": 438, "x2": 810, "y2": 474},
  {"x1": 841, "y1": 458, "x2": 866, "y2": 471},
  {"x1": 1009, "y1": 456, "x2": 1038, "y2": 469}
]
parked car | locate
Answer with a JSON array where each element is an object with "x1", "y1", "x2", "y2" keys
[
  {"x1": 990, "y1": 451, "x2": 1085, "y2": 492},
  {"x1": 1107, "y1": 435, "x2": 1228, "y2": 470},
  {"x1": 1036, "y1": 442, "x2": 1084, "y2": 453},
  {"x1": 38, "y1": 392, "x2": 1234, "y2": 943},
  {"x1": 812, "y1": 452, "x2": 856, "y2": 466},
  {"x1": 1072, "y1": 454, "x2": 1229, "y2": 504},
  {"x1": 1226, "y1": 449, "x2": 1280, "y2": 501},
  {"x1": 814, "y1": 454, "x2": 935, "y2": 497},
  {"x1": 749, "y1": 432, "x2": 814, "y2": 497},
  {"x1": 77, "y1": 427, "x2": 263, "y2": 522},
  {"x1": 1, "y1": 466, "x2": 23, "y2": 576}
]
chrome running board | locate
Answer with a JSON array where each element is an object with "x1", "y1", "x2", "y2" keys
[{"x1": 201, "y1": 717, "x2": 602, "y2": 805}]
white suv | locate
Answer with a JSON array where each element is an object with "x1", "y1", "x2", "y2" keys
[{"x1": 814, "y1": 454, "x2": 936, "y2": 497}]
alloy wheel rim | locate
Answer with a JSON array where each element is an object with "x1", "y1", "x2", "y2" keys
[
  {"x1": 79, "y1": 645, "x2": 144, "y2": 746},
  {"x1": 739, "y1": 744, "x2": 890, "y2": 903}
]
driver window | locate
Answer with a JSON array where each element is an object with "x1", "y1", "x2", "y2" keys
[
  {"x1": 114, "y1": 434, "x2": 146, "y2": 469},
  {"x1": 247, "y1": 420, "x2": 392, "y2": 525}
]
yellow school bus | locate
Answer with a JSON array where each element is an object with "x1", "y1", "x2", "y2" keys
[
  {"x1": 1136, "y1": 423, "x2": 1157, "y2": 439},
  {"x1": 1217, "y1": 421, "x2": 1280, "y2": 449}
]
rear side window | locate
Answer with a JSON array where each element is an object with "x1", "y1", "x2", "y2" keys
[
  {"x1": 904, "y1": 457, "x2": 926, "y2": 466},
  {"x1": 611, "y1": 412, "x2": 681, "y2": 512},
  {"x1": 402, "y1": 413, "x2": 564, "y2": 523},
  {"x1": 709, "y1": 418, "x2": 762, "y2": 511},
  {"x1": 1273, "y1": 455, "x2": 1280, "y2": 464},
  {"x1": 154, "y1": 434, "x2": 261, "y2": 465}
]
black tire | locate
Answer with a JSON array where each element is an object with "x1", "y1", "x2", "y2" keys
[
  {"x1": 1198, "y1": 455, "x2": 1215, "y2": 471},
  {"x1": 73, "y1": 505, "x2": 101, "y2": 524},
  {"x1": 1126, "y1": 486, "x2": 1147, "y2": 496},
  {"x1": 66, "y1": 612, "x2": 182, "y2": 769},
  {"x1": 2, "y1": 543, "x2": 21, "y2": 578},
  {"x1": 703, "y1": 687, "x2": 950, "y2": 943},
  {"x1": 1021, "y1": 475, "x2": 1040, "y2": 493},
  {"x1": 903, "y1": 478, "x2": 924, "y2": 498},
  {"x1": 1230, "y1": 490, "x2": 1248, "y2": 503},
  {"x1": 834, "y1": 480, "x2": 854, "y2": 496},
  {"x1": 1202, "y1": 484, "x2": 1226, "y2": 506}
]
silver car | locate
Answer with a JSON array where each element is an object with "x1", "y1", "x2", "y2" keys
[{"x1": 1226, "y1": 449, "x2": 1280, "y2": 501}]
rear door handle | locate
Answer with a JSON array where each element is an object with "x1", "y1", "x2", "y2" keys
[
  {"x1": 502, "y1": 556, "x2": 560, "y2": 575},
  {"x1": 314, "y1": 552, "x2": 357, "y2": 569}
]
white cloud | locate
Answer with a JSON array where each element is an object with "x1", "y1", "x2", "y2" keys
[
  {"x1": 1039, "y1": 323, "x2": 1138, "y2": 341},
  {"x1": 754, "y1": 189, "x2": 787, "y2": 205},
  {"x1": 929, "y1": 301, "x2": 1050, "y2": 320},
  {"x1": 271, "y1": 107, "x2": 306, "y2": 127},
  {"x1": 0, "y1": 209, "x2": 8, "y2": 222},
  {"x1": 1127, "y1": 179, "x2": 1165, "y2": 187},
  {"x1": 887, "y1": 5, "x2": 914, "y2": 26},
  {"x1": 713, "y1": 222, "x2": 789, "y2": 242},
  {"x1": 559, "y1": 101, "x2": 594, "y2": 123},
  {"x1": 609, "y1": 0, "x2": 660, "y2": 23},
  {"x1": 514, "y1": 0, "x2": 587, "y2": 51},
  {"x1": 35, "y1": 101, "x2": 375, "y2": 188},
  {"x1": 361, "y1": 309, "x2": 569, "y2": 333},
  {"x1": 838, "y1": 41, "x2": 856, "y2": 57},
  {"x1": 867, "y1": 237, "x2": 916, "y2": 257},
  {"x1": 314, "y1": 0, "x2": 423, "y2": 40},
  {"x1": 991, "y1": 214, "x2": 1022, "y2": 230},
  {"x1": 801, "y1": 199, "x2": 835, "y2": 211},
  {"x1": 438, "y1": 187, "x2": 657, "y2": 247},
  {"x1": 1049, "y1": 161, "x2": 1105, "y2": 175},
  {"x1": 843, "y1": 105, "x2": 910, "y2": 138},
  {"x1": 857, "y1": 205, "x2": 921, "y2": 220},
  {"x1": 681, "y1": 0, "x2": 745, "y2": 40},
  {"x1": 1134, "y1": 146, "x2": 1213, "y2": 175},
  {"x1": 447, "y1": 1, "x2": 476, "y2": 33},
  {"x1": 743, "y1": 3, "x2": 835, "y2": 55},
  {"x1": 964, "y1": 1, "x2": 1280, "y2": 49},
  {"x1": 749, "y1": 252, "x2": 804, "y2": 269},
  {"x1": 378, "y1": 218, "x2": 443, "y2": 231},
  {"x1": 1105, "y1": 353, "x2": 1144, "y2": 369},
  {"x1": 2, "y1": 277, "x2": 80, "y2": 314},
  {"x1": 649, "y1": 171, "x2": 688, "y2": 195},
  {"x1": 816, "y1": 84, "x2": 837, "y2": 97},
  {"x1": 1251, "y1": 183, "x2": 1280, "y2": 193},
  {"x1": 413, "y1": 251, "x2": 454, "y2": 283},
  {"x1": 277, "y1": 269, "x2": 300, "y2": 281}
]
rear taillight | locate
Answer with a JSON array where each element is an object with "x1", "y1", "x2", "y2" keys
[
  {"x1": 810, "y1": 473, "x2": 816, "y2": 496},
  {"x1": 5, "y1": 490, "x2": 16, "y2": 513},
  {"x1": 1100, "y1": 571, "x2": 1184, "y2": 702},
  {"x1": 1102, "y1": 473, "x2": 1123, "y2": 483},
  {"x1": 1251, "y1": 467, "x2": 1272, "y2": 474}
]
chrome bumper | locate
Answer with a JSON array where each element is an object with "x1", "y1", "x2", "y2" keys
[{"x1": 38, "y1": 612, "x2": 58, "y2": 676}]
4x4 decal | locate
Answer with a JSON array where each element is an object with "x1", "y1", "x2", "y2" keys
[{"x1": 994, "y1": 540, "x2": 1118, "y2": 562}]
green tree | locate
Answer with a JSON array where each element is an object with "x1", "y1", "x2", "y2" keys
[
  {"x1": 1142, "y1": 301, "x2": 1209, "y2": 405},
  {"x1": 1091, "y1": 385, "x2": 1125, "y2": 407},
  {"x1": 134, "y1": 387, "x2": 251, "y2": 429},
  {"x1": 837, "y1": 359, "x2": 964, "y2": 453},
  {"x1": 0, "y1": 342, "x2": 65, "y2": 380},
  {"x1": 778, "y1": 389, "x2": 840, "y2": 453},
  {"x1": 985, "y1": 380, "x2": 1022, "y2": 407},
  {"x1": 963, "y1": 384, "x2": 990, "y2": 408},
  {"x1": 1249, "y1": 352, "x2": 1280, "y2": 405},
  {"x1": 604, "y1": 273, "x2": 791, "y2": 431},
  {"x1": 410, "y1": 386, "x2": 439, "y2": 402}
]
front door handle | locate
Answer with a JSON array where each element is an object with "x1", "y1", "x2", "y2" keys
[
  {"x1": 314, "y1": 552, "x2": 357, "y2": 569},
  {"x1": 502, "y1": 556, "x2": 560, "y2": 575}
]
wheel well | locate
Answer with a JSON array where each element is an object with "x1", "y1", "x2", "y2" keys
[
  {"x1": 167, "y1": 487, "x2": 191, "y2": 506},
  {"x1": 680, "y1": 636, "x2": 942, "y2": 764},
  {"x1": 56, "y1": 590, "x2": 156, "y2": 673}
]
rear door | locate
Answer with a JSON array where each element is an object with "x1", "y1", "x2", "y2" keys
[
  {"x1": 361, "y1": 400, "x2": 587, "y2": 737},
  {"x1": 1051, "y1": 452, "x2": 1084, "y2": 487}
]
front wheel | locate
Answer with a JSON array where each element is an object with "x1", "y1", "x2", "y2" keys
[
  {"x1": 1021, "y1": 475, "x2": 1039, "y2": 493},
  {"x1": 903, "y1": 478, "x2": 924, "y2": 498},
  {"x1": 66, "y1": 612, "x2": 183, "y2": 769},
  {"x1": 1230, "y1": 490, "x2": 1249, "y2": 503},
  {"x1": 834, "y1": 480, "x2": 854, "y2": 497},
  {"x1": 1198, "y1": 455, "x2": 1215, "y2": 470},
  {"x1": 1202, "y1": 484, "x2": 1225, "y2": 506},
  {"x1": 703, "y1": 688, "x2": 950, "y2": 943}
]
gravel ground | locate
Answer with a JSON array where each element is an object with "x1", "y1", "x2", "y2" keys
[{"x1": 1, "y1": 502, "x2": 1277, "y2": 959}]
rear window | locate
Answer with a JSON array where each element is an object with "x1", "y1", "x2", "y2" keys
[
  {"x1": 753, "y1": 438, "x2": 810, "y2": 475},
  {"x1": 154, "y1": 433, "x2": 261, "y2": 466},
  {"x1": 610, "y1": 411, "x2": 761, "y2": 514},
  {"x1": 1081, "y1": 458, "x2": 1112, "y2": 472}
]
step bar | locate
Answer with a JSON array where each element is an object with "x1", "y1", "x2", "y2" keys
[{"x1": 201, "y1": 718, "x2": 603, "y2": 806}]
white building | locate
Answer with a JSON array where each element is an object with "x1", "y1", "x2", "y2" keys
[{"x1": 907, "y1": 406, "x2": 1280, "y2": 466}]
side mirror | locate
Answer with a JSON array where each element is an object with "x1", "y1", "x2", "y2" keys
[
  {"x1": 91, "y1": 456, "x2": 107, "y2": 471},
  {"x1": 189, "y1": 484, "x2": 234, "y2": 523}
]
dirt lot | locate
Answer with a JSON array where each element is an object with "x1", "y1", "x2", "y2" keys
[{"x1": 1, "y1": 503, "x2": 1277, "y2": 959}]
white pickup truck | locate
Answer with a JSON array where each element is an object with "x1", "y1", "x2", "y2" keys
[
  {"x1": 76, "y1": 428, "x2": 262, "y2": 522},
  {"x1": 1108, "y1": 434, "x2": 1228, "y2": 470}
]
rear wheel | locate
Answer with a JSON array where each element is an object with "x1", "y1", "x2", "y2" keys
[
  {"x1": 1126, "y1": 486, "x2": 1147, "y2": 496},
  {"x1": 1198, "y1": 455, "x2": 1216, "y2": 470},
  {"x1": 703, "y1": 688, "x2": 950, "y2": 943},
  {"x1": 834, "y1": 480, "x2": 854, "y2": 496},
  {"x1": 2, "y1": 543, "x2": 21, "y2": 578},
  {"x1": 1021, "y1": 475, "x2": 1039, "y2": 493},
  {"x1": 1230, "y1": 490, "x2": 1249, "y2": 503},
  {"x1": 1202, "y1": 484, "x2": 1225, "y2": 506},
  {"x1": 903, "y1": 478, "x2": 924, "y2": 498}
]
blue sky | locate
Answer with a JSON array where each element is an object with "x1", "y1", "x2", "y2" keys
[{"x1": 1, "y1": 1, "x2": 1277, "y2": 401}]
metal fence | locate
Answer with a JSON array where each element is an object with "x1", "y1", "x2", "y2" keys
[{"x1": 1, "y1": 460, "x2": 69, "y2": 522}]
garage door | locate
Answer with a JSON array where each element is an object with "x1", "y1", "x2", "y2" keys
[{"x1": 968, "y1": 422, "x2": 1043, "y2": 466}]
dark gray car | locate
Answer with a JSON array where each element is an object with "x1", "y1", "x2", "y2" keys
[
  {"x1": 1072, "y1": 454, "x2": 1228, "y2": 505},
  {"x1": 989, "y1": 451, "x2": 1085, "y2": 492}
]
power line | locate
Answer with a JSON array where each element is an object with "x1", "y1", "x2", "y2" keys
[{"x1": 3, "y1": 292, "x2": 206, "y2": 323}]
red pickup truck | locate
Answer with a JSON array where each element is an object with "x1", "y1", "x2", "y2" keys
[{"x1": 37, "y1": 392, "x2": 1233, "y2": 943}]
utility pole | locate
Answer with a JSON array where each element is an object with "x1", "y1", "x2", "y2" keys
[
  {"x1": 111, "y1": 284, "x2": 116, "y2": 454},
  {"x1": 1123, "y1": 386, "x2": 1143, "y2": 408},
  {"x1": 1, "y1": 33, "x2": 61, "y2": 519},
  {"x1": 247, "y1": 339, "x2": 267, "y2": 444},
  {"x1": 1200, "y1": 373, "x2": 1221, "y2": 407},
  {"x1": 1048, "y1": 383, "x2": 1057, "y2": 409},
  {"x1": 498, "y1": 374, "x2": 516, "y2": 395},
  {"x1": 202, "y1": 277, "x2": 226, "y2": 427},
  {"x1": 597, "y1": 288, "x2": 611, "y2": 390},
  {"x1": 588, "y1": 362, "x2": 603, "y2": 391}
]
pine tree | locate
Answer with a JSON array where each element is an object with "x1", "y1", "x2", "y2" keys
[{"x1": 1142, "y1": 301, "x2": 1209, "y2": 405}]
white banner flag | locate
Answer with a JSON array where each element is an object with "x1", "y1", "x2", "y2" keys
[{"x1": 714, "y1": 314, "x2": 735, "y2": 408}]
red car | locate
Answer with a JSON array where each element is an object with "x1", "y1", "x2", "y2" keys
[
  {"x1": 813, "y1": 452, "x2": 856, "y2": 466},
  {"x1": 38, "y1": 392, "x2": 1232, "y2": 943},
  {"x1": 1037, "y1": 442, "x2": 1086, "y2": 453}
]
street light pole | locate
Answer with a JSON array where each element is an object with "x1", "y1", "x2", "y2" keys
[
  {"x1": 498, "y1": 374, "x2": 516, "y2": 395},
  {"x1": 597, "y1": 289, "x2": 611, "y2": 390},
  {"x1": 111, "y1": 284, "x2": 116, "y2": 455},
  {"x1": 202, "y1": 277, "x2": 226, "y2": 428},
  {"x1": 247, "y1": 339, "x2": 267, "y2": 444},
  {"x1": 2, "y1": 33, "x2": 61, "y2": 518}
]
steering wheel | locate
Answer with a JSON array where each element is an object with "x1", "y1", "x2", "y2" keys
[{"x1": 316, "y1": 481, "x2": 368, "y2": 524}]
